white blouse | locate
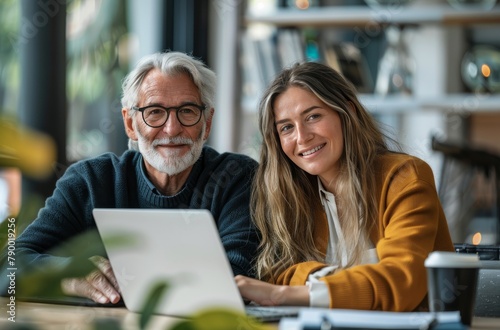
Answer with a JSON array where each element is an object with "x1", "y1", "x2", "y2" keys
[{"x1": 306, "y1": 178, "x2": 379, "y2": 307}]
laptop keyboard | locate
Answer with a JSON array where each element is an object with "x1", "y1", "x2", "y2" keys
[
  {"x1": 454, "y1": 243, "x2": 500, "y2": 260},
  {"x1": 454, "y1": 243, "x2": 500, "y2": 317},
  {"x1": 245, "y1": 305, "x2": 301, "y2": 322}
]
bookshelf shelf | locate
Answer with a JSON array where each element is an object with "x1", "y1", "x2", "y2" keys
[
  {"x1": 244, "y1": 5, "x2": 500, "y2": 27},
  {"x1": 359, "y1": 94, "x2": 500, "y2": 115},
  {"x1": 242, "y1": 94, "x2": 500, "y2": 115}
]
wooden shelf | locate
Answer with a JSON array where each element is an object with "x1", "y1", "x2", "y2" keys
[{"x1": 244, "y1": 5, "x2": 500, "y2": 27}]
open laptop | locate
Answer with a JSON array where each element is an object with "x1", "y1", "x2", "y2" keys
[{"x1": 92, "y1": 208, "x2": 301, "y2": 322}]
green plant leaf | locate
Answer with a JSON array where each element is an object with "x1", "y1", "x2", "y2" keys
[
  {"x1": 168, "y1": 320, "x2": 197, "y2": 330},
  {"x1": 9, "y1": 229, "x2": 136, "y2": 298},
  {"x1": 169, "y1": 308, "x2": 274, "y2": 330},
  {"x1": 0, "y1": 117, "x2": 56, "y2": 179},
  {"x1": 0, "y1": 194, "x2": 44, "y2": 252},
  {"x1": 101, "y1": 232, "x2": 140, "y2": 251},
  {"x1": 139, "y1": 281, "x2": 170, "y2": 330}
]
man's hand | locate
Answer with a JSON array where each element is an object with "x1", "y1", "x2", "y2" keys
[
  {"x1": 235, "y1": 275, "x2": 309, "y2": 306},
  {"x1": 61, "y1": 255, "x2": 121, "y2": 304}
]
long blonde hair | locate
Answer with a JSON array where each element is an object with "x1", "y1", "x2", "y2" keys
[{"x1": 252, "y1": 62, "x2": 397, "y2": 282}]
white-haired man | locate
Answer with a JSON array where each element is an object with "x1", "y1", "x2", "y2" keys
[{"x1": 7, "y1": 52, "x2": 259, "y2": 304}]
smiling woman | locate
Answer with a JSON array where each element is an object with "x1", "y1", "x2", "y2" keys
[
  {"x1": 236, "y1": 61, "x2": 455, "y2": 312},
  {"x1": 273, "y1": 86, "x2": 344, "y2": 185}
]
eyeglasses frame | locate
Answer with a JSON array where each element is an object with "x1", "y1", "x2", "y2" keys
[{"x1": 132, "y1": 103, "x2": 206, "y2": 128}]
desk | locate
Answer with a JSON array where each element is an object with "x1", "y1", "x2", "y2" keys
[
  {"x1": 1, "y1": 299, "x2": 499, "y2": 330},
  {"x1": 0, "y1": 299, "x2": 181, "y2": 330}
]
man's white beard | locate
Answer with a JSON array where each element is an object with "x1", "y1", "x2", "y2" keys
[{"x1": 135, "y1": 122, "x2": 206, "y2": 176}]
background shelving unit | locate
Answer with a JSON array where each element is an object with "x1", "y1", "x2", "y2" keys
[
  {"x1": 241, "y1": 3, "x2": 500, "y2": 114},
  {"x1": 224, "y1": 1, "x2": 500, "y2": 245},
  {"x1": 234, "y1": 1, "x2": 500, "y2": 175},
  {"x1": 244, "y1": 5, "x2": 500, "y2": 26}
]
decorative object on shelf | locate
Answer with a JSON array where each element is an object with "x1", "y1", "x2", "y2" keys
[
  {"x1": 447, "y1": 0, "x2": 497, "y2": 11},
  {"x1": 364, "y1": 0, "x2": 413, "y2": 9},
  {"x1": 324, "y1": 42, "x2": 374, "y2": 93},
  {"x1": 461, "y1": 45, "x2": 500, "y2": 94},
  {"x1": 303, "y1": 28, "x2": 321, "y2": 62},
  {"x1": 374, "y1": 25, "x2": 415, "y2": 96},
  {"x1": 286, "y1": 0, "x2": 320, "y2": 10}
]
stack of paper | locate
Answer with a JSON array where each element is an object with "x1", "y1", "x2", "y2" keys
[{"x1": 279, "y1": 309, "x2": 464, "y2": 330}]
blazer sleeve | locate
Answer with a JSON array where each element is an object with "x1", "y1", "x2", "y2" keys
[{"x1": 275, "y1": 261, "x2": 329, "y2": 285}]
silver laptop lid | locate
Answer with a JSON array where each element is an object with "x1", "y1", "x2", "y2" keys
[{"x1": 92, "y1": 208, "x2": 245, "y2": 317}]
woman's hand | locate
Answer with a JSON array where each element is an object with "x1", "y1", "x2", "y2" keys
[
  {"x1": 235, "y1": 275, "x2": 309, "y2": 306},
  {"x1": 61, "y1": 255, "x2": 121, "y2": 304}
]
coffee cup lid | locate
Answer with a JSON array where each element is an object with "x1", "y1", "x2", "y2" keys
[{"x1": 424, "y1": 251, "x2": 481, "y2": 268}]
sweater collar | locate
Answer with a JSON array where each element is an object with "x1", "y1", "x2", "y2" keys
[{"x1": 139, "y1": 159, "x2": 160, "y2": 194}]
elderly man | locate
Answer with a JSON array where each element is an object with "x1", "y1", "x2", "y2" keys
[{"x1": 8, "y1": 52, "x2": 259, "y2": 304}]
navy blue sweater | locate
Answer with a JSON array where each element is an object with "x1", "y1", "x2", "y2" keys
[{"x1": 12, "y1": 146, "x2": 259, "y2": 278}]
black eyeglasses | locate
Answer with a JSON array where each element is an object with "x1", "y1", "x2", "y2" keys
[{"x1": 132, "y1": 103, "x2": 206, "y2": 128}]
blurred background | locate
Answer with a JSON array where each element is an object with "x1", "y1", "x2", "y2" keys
[{"x1": 1, "y1": 0, "x2": 500, "y2": 245}]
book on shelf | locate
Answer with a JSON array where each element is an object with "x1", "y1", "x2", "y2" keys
[
  {"x1": 239, "y1": 29, "x2": 375, "y2": 109},
  {"x1": 240, "y1": 29, "x2": 299, "y2": 110},
  {"x1": 255, "y1": 33, "x2": 281, "y2": 86},
  {"x1": 276, "y1": 28, "x2": 305, "y2": 68},
  {"x1": 239, "y1": 31, "x2": 267, "y2": 110}
]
